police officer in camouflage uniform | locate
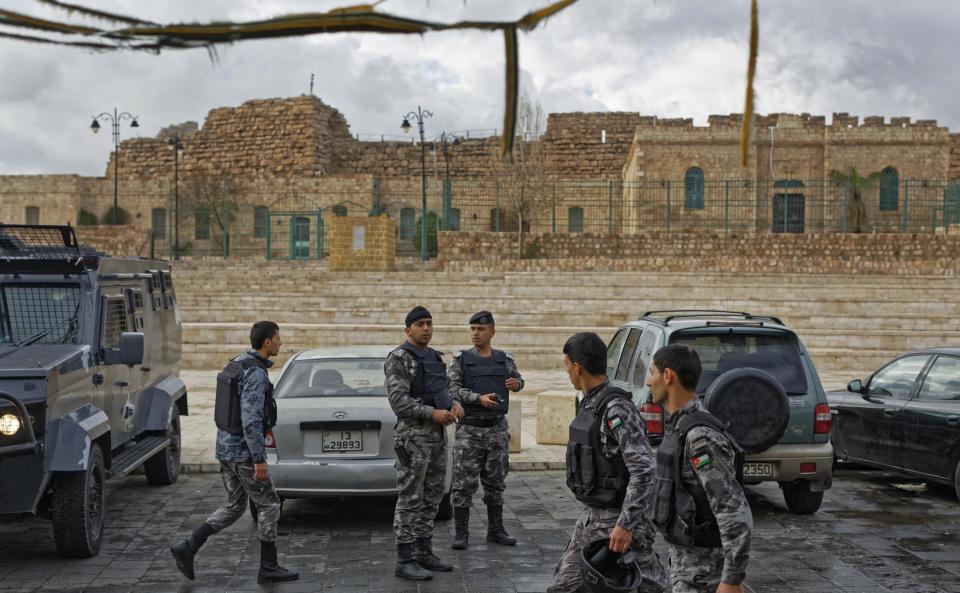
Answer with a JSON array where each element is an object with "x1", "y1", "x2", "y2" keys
[
  {"x1": 170, "y1": 321, "x2": 298, "y2": 584},
  {"x1": 548, "y1": 332, "x2": 666, "y2": 593},
  {"x1": 447, "y1": 311, "x2": 523, "y2": 550},
  {"x1": 385, "y1": 306, "x2": 465, "y2": 581},
  {"x1": 646, "y1": 344, "x2": 752, "y2": 593}
]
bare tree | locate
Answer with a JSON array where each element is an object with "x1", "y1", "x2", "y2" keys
[
  {"x1": 490, "y1": 89, "x2": 552, "y2": 258},
  {"x1": 180, "y1": 173, "x2": 245, "y2": 253}
]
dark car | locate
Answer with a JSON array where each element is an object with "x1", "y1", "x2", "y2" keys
[
  {"x1": 0, "y1": 225, "x2": 186, "y2": 557},
  {"x1": 829, "y1": 349, "x2": 960, "y2": 501}
]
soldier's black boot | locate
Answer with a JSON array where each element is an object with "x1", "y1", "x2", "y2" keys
[
  {"x1": 257, "y1": 540, "x2": 300, "y2": 584},
  {"x1": 170, "y1": 522, "x2": 215, "y2": 580},
  {"x1": 486, "y1": 505, "x2": 516, "y2": 546},
  {"x1": 451, "y1": 507, "x2": 470, "y2": 550},
  {"x1": 414, "y1": 537, "x2": 454, "y2": 571},
  {"x1": 395, "y1": 542, "x2": 433, "y2": 580}
]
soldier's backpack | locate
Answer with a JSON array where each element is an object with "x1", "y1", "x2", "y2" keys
[
  {"x1": 214, "y1": 356, "x2": 275, "y2": 435},
  {"x1": 676, "y1": 410, "x2": 745, "y2": 486}
]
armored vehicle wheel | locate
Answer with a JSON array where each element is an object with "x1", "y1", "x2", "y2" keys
[
  {"x1": 780, "y1": 479, "x2": 824, "y2": 514},
  {"x1": 435, "y1": 492, "x2": 453, "y2": 521},
  {"x1": 144, "y1": 405, "x2": 181, "y2": 486},
  {"x1": 51, "y1": 443, "x2": 106, "y2": 558},
  {"x1": 704, "y1": 368, "x2": 790, "y2": 455},
  {"x1": 954, "y1": 459, "x2": 960, "y2": 503}
]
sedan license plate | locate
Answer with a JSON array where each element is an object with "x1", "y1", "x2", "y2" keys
[
  {"x1": 322, "y1": 430, "x2": 363, "y2": 453},
  {"x1": 742, "y1": 463, "x2": 773, "y2": 478}
]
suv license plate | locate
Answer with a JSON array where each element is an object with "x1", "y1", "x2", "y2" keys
[
  {"x1": 322, "y1": 431, "x2": 363, "y2": 452},
  {"x1": 743, "y1": 463, "x2": 773, "y2": 477}
]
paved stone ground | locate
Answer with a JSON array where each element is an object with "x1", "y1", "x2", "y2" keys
[{"x1": 1, "y1": 467, "x2": 958, "y2": 593}]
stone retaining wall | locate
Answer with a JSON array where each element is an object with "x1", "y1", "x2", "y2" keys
[{"x1": 439, "y1": 231, "x2": 960, "y2": 276}]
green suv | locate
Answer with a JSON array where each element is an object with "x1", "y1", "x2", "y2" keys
[{"x1": 604, "y1": 310, "x2": 833, "y2": 514}]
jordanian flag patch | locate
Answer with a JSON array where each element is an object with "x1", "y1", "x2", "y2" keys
[
  {"x1": 691, "y1": 454, "x2": 712, "y2": 471},
  {"x1": 607, "y1": 417, "x2": 623, "y2": 430}
]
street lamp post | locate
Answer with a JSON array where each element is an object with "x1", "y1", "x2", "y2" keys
[
  {"x1": 168, "y1": 135, "x2": 183, "y2": 260},
  {"x1": 91, "y1": 108, "x2": 139, "y2": 225},
  {"x1": 401, "y1": 106, "x2": 433, "y2": 261},
  {"x1": 435, "y1": 132, "x2": 462, "y2": 231}
]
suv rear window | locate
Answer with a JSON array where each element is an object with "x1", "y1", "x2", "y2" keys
[{"x1": 671, "y1": 331, "x2": 808, "y2": 395}]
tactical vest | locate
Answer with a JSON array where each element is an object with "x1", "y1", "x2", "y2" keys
[
  {"x1": 565, "y1": 384, "x2": 632, "y2": 509},
  {"x1": 214, "y1": 355, "x2": 277, "y2": 436},
  {"x1": 399, "y1": 342, "x2": 454, "y2": 410},
  {"x1": 653, "y1": 409, "x2": 742, "y2": 548},
  {"x1": 461, "y1": 349, "x2": 509, "y2": 419}
]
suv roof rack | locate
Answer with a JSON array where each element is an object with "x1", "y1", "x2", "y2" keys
[
  {"x1": 0, "y1": 224, "x2": 94, "y2": 274},
  {"x1": 640, "y1": 309, "x2": 785, "y2": 326}
]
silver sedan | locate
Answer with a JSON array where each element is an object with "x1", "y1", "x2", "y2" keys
[{"x1": 264, "y1": 346, "x2": 454, "y2": 519}]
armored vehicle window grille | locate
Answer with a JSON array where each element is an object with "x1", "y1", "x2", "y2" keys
[
  {"x1": 0, "y1": 224, "x2": 80, "y2": 262},
  {"x1": 102, "y1": 298, "x2": 128, "y2": 350},
  {"x1": 0, "y1": 284, "x2": 80, "y2": 344}
]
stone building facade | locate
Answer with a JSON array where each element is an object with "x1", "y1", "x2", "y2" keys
[
  {"x1": 622, "y1": 113, "x2": 960, "y2": 234},
  {"x1": 3, "y1": 96, "x2": 960, "y2": 258}
]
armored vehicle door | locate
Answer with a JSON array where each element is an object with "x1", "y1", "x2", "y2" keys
[{"x1": 98, "y1": 287, "x2": 135, "y2": 446}]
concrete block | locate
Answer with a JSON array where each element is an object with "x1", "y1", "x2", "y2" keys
[
  {"x1": 536, "y1": 389, "x2": 577, "y2": 445},
  {"x1": 507, "y1": 405, "x2": 521, "y2": 453}
]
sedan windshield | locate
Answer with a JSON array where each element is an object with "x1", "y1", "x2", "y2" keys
[
  {"x1": 275, "y1": 358, "x2": 387, "y2": 398},
  {"x1": 671, "y1": 330, "x2": 809, "y2": 395}
]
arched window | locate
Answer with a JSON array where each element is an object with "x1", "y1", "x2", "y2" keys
[
  {"x1": 195, "y1": 207, "x2": 210, "y2": 240},
  {"x1": 568, "y1": 207, "x2": 584, "y2": 233},
  {"x1": 489, "y1": 208, "x2": 504, "y2": 232},
  {"x1": 253, "y1": 206, "x2": 269, "y2": 238},
  {"x1": 448, "y1": 208, "x2": 461, "y2": 231},
  {"x1": 332, "y1": 205, "x2": 348, "y2": 217},
  {"x1": 399, "y1": 207, "x2": 416, "y2": 240},
  {"x1": 151, "y1": 208, "x2": 166, "y2": 240},
  {"x1": 25, "y1": 206, "x2": 39, "y2": 225},
  {"x1": 880, "y1": 167, "x2": 899, "y2": 211},
  {"x1": 684, "y1": 167, "x2": 704, "y2": 209}
]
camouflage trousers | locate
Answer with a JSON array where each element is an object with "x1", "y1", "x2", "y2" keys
[
  {"x1": 205, "y1": 461, "x2": 281, "y2": 543},
  {"x1": 667, "y1": 544, "x2": 725, "y2": 593},
  {"x1": 547, "y1": 506, "x2": 666, "y2": 593},
  {"x1": 393, "y1": 421, "x2": 447, "y2": 545},
  {"x1": 452, "y1": 420, "x2": 509, "y2": 508}
]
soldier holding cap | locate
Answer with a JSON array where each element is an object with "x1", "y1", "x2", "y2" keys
[
  {"x1": 447, "y1": 310, "x2": 524, "y2": 550},
  {"x1": 385, "y1": 306, "x2": 464, "y2": 581}
]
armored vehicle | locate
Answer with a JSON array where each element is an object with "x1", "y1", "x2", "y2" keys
[{"x1": 0, "y1": 224, "x2": 186, "y2": 557}]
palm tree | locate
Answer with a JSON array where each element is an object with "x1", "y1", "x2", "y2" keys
[{"x1": 829, "y1": 168, "x2": 881, "y2": 233}]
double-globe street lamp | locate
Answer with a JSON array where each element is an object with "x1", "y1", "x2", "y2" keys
[
  {"x1": 90, "y1": 108, "x2": 139, "y2": 225},
  {"x1": 401, "y1": 106, "x2": 433, "y2": 261}
]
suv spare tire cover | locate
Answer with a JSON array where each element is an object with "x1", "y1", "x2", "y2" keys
[{"x1": 703, "y1": 367, "x2": 790, "y2": 455}]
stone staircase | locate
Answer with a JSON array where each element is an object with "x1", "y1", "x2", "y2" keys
[{"x1": 169, "y1": 260, "x2": 960, "y2": 378}]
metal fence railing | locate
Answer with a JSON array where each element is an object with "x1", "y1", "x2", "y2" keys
[{"x1": 36, "y1": 176, "x2": 960, "y2": 260}]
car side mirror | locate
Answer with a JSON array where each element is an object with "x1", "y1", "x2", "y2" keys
[
  {"x1": 104, "y1": 332, "x2": 144, "y2": 366},
  {"x1": 847, "y1": 379, "x2": 865, "y2": 394}
]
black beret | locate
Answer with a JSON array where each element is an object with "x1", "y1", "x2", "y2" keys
[
  {"x1": 469, "y1": 310, "x2": 495, "y2": 326},
  {"x1": 405, "y1": 306, "x2": 432, "y2": 327}
]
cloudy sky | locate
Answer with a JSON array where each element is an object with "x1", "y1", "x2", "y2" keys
[{"x1": 0, "y1": 0, "x2": 957, "y2": 176}]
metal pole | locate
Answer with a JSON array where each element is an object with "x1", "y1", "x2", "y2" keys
[
  {"x1": 113, "y1": 108, "x2": 119, "y2": 225},
  {"x1": 607, "y1": 180, "x2": 613, "y2": 233},
  {"x1": 173, "y1": 139, "x2": 180, "y2": 260},
  {"x1": 902, "y1": 179, "x2": 910, "y2": 232},
  {"x1": 222, "y1": 179, "x2": 229, "y2": 258},
  {"x1": 266, "y1": 215, "x2": 272, "y2": 260},
  {"x1": 495, "y1": 181, "x2": 501, "y2": 232},
  {"x1": 419, "y1": 108, "x2": 428, "y2": 260},
  {"x1": 666, "y1": 182, "x2": 672, "y2": 232},
  {"x1": 724, "y1": 180, "x2": 730, "y2": 233}
]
